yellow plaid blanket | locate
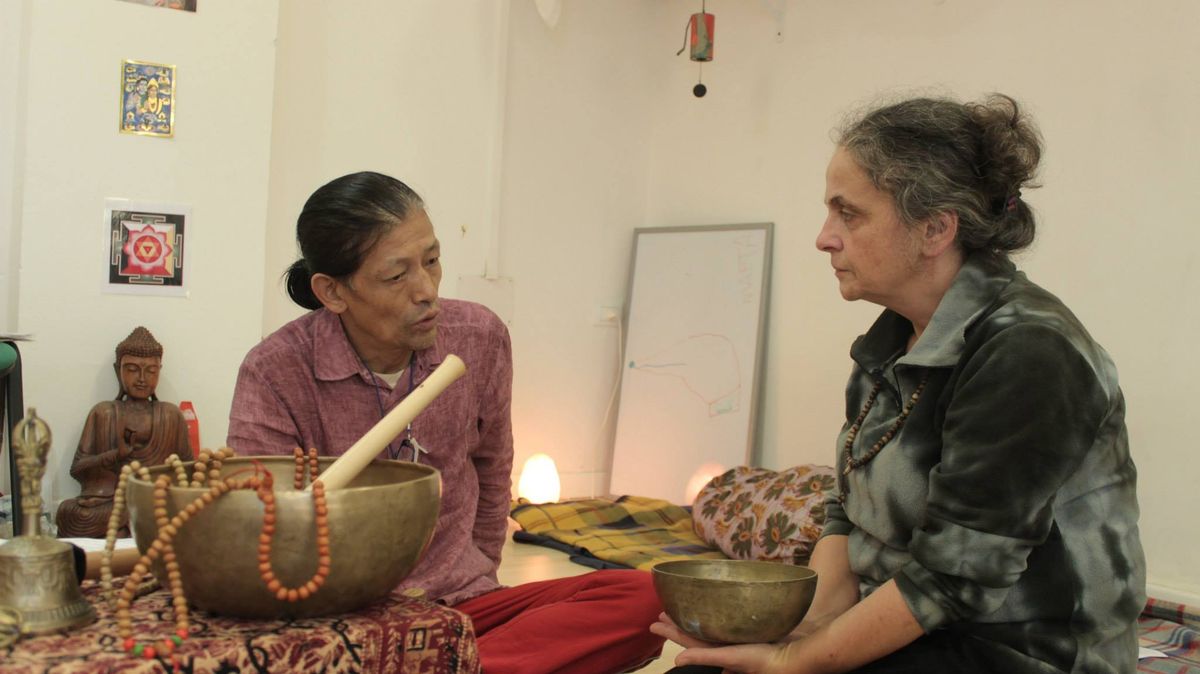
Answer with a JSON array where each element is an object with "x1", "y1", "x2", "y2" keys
[{"x1": 509, "y1": 495, "x2": 726, "y2": 571}]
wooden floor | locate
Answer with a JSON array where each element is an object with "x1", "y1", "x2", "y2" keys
[{"x1": 497, "y1": 523, "x2": 684, "y2": 673}]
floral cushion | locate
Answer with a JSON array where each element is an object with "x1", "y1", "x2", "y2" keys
[{"x1": 692, "y1": 464, "x2": 837, "y2": 564}]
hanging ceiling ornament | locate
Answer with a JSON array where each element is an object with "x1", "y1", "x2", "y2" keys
[{"x1": 676, "y1": 1, "x2": 714, "y2": 97}]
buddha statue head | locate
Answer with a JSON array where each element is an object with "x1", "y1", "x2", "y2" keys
[{"x1": 114, "y1": 326, "x2": 163, "y2": 402}]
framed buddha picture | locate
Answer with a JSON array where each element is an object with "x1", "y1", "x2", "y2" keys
[{"x1": 119, "y1": 60, "x2": 176, "y2": 138}]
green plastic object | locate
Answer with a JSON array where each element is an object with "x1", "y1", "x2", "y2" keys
[{"x1": 0, "y1": 342, "x2": 16, "y2": 374}]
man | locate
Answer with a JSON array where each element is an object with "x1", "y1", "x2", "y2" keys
[{"x1": 228, "y1": 171, "x2": 664, "y2": 674}]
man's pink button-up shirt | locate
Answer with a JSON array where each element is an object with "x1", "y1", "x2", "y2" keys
[{"x1": 227, "y1": 300, "x2": 513, "y2": 605}]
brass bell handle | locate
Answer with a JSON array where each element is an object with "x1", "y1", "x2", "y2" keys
[{"x1": 12, "y1": 408, "x2": 52, "y2": 537}]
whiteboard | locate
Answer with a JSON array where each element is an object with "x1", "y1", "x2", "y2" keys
[{"x1": 609, "y1": 224, "x2": 772, "y2": 504}]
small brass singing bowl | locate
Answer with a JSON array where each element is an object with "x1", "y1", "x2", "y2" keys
[
  {"x1": 652, "y1": 559, "x2": 818, "y2": 644},
  {"x1": 127, "y1": 456, "x2": 441, "y2": 619}
]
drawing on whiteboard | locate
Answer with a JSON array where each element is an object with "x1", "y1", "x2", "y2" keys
[{"x1": 628, "y1": 333, "x2": 742, "y2": 417}]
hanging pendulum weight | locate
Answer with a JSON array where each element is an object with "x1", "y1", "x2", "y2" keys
[{"x1": 676, "y1": 1, "x2": 714, "y2": 97}]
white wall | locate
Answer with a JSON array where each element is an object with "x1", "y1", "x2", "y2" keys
[
  {"x1": 0, "y1": 0, "x2": 30, "y2": 332},
  {"x1": 8, "y1": 0, "x2": 278, "y2": 507},
  {"x1": 500, "y1": 1, "x2": 660, "y2": 497},
  {"x1": 636, "y1": 0, "x2": 1199, "y2": 600},
  {"x1": 6, "y1": 0, "x2": 1193, "y2": 602},
  {"x1": 501, "y1": 0, "x2": 1197, "y2": 599},
  {"x1": 260, "y1": 0, "x2": 649, "y2": 498},
  {"x1": 261, "y1": 0, "x2": 511, "y2": 335}
]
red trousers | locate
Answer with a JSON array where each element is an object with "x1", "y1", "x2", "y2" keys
[{"x1": 453, "y1": 569, "x2": 665, "y2": 674}]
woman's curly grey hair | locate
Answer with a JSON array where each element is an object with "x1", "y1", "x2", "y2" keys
[{"x1": 838, "y1": 93, "x2": 1043, "y2": 257}]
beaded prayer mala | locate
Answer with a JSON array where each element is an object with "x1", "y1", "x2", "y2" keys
[
  {"x1": 100, "y1": 447, "x2": 330, "y2": 668},
  {"x1": 261, "y1": 448, "x2": 331, "y2": 603},
  {"x1": 838, "y1": 372, "x2": 930, "y2": 504}
]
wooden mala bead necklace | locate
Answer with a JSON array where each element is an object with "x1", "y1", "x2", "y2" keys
[
  {"x1": 260, "y1": 448, "x2": 331, "y2": 602},
  {"x1": 101, "y1": 447, "x2": 331, "y2": 667},
  {"x1": 838, "y1": 372, "x2": 930, "y2": 503},
  {"x1": 113, "y1": 472, "x2": 232, "y2": 665}
]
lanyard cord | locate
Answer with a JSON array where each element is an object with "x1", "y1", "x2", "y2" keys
[
  {"x1": 359, "y1": 354, "x2": 421, "y2": 462},
  {"x1": 339, "y1": 319, "x2": 426, "y2": 462}
]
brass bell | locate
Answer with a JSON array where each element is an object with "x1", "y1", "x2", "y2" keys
[{"x1": 0, "y1": 409, "x2": 96, "y2": 635}]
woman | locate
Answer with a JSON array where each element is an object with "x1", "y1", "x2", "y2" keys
[{"x1": 653, "y1": 95, "x2": 1145, "y2": 673}]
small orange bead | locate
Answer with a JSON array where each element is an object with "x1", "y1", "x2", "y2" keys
[
  {"x1": 275, "y1": 587, "x2": 288, "y2": 601},
  {"x1": 298, "y1": 586, "x2": 311, "y2": 600},
  {"x1": 259, "y1": 533, "x2": 271, "y2": 546},
  {"x1": 304, "y1": 580, "x2": 319, "y2": 594},
  {"x1": 258, "y1": 561, "x2": 271, "y2": 575},
  {"x1": 267, "y1": 579, "x2": 281, "y2": 593},
  {"x1": 286, "y1": 589, "x2": 299, "y2": 602}
]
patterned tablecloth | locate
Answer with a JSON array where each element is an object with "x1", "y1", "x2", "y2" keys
[{"x1": 1, "y1": 581, "x2": 480, "y2": 673}]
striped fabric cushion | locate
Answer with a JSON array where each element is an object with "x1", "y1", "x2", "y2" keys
[
  {"x1": 1137, "y1": 597, "x2": 1200, "y2": 672},
  {"x1": 509, "y1": 495, "x2": 726, "y2": 571}
]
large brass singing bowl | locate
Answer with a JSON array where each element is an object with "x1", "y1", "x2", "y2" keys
[
  {"x1": 652, "y1": 559, "x2": 818, "y2": 644},
  {"x1": 127, "y1": 456, "x2": 441, "y2": 619}
]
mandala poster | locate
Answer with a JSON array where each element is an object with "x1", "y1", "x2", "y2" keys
[
  {"x1": 120, "y1": 60, "x2": 176, "y2": 137},
  {"x1": 103, "y1": 199, "x2": 190, "y2": 296}
]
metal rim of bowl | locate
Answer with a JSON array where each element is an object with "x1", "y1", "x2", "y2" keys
[
  {"x1": 126, "y1": 456, "x2": 439, "y2": 491},
  {"x1": 652, "y1": 559, "x2": 818, "y2": 582}
]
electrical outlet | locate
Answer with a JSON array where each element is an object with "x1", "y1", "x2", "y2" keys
[{"x1": 592, "y1": 305, "x2": 621, "y2": 327}]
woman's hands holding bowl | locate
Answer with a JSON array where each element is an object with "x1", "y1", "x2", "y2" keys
[{"x1": 651, "y1": 612, "x2": 828, "y2": 674}]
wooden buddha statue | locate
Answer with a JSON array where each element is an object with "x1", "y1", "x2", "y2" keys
[{"x1": 55, "y1": 327, "x2": 193, "y2": 538}]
